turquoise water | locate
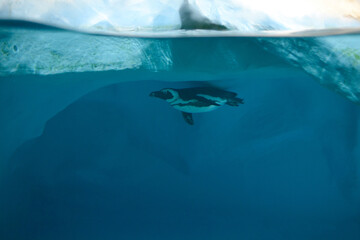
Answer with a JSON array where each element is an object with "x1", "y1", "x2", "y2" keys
[{"x1": 1, "y1": 21, "x2": 360, "y2": 239}]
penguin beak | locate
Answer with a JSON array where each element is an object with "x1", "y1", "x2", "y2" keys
[
  {"x1": 149, "y1": 91, "x2": 163, "y2": 98},
  {"x1": 150, "y1": 90, "x2": 172, "y2": 100},
  {"x1": 149, "y1": 91, "x2": 158, "y2": 97}
]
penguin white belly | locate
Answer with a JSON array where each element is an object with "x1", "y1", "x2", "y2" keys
[{"x1": 172, "y1": 104, "x2": 221, "y2": 113}]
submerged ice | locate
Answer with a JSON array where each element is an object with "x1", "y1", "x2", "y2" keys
[{"x1": 1, "y1": 21, "x2": 360, "y2": 104}]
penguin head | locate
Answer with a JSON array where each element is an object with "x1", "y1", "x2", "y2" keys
[{"x1": 150, "y1": 88, "x2": 178, "y2": 101}]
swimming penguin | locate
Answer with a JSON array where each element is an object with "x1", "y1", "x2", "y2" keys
[{"x1": 150, "y1": 87, "x2": 244, "y2": 125}]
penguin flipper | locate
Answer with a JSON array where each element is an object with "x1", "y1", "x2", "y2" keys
[{"x1": 182, "y1": 112, "x2": 194, "y2": 125}]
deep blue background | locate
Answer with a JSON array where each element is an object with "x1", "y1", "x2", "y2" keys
[{"x1": 1, "y1": 72, "x2": 360, "y2": 239}]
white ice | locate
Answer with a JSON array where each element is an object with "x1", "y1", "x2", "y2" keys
[{"x1": 0, "y1": 0, "x2": 360, "y2": 35}]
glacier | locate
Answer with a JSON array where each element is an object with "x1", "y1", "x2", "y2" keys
[{"x1": 1, "y1": 1, "x2": 360, "y2": 240}]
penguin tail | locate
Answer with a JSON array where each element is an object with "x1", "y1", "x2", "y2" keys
[{"x1": 226, "y1": 97, "x2": 244, "y2": 106}]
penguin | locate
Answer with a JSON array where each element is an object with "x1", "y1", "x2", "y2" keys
[{"x1": 150, "y1": 87, "x2": 244, "y2": 125}]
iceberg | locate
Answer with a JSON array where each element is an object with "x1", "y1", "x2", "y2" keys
[{"x1": 1, "y1": 1, "x2": 360, "y2": 104}]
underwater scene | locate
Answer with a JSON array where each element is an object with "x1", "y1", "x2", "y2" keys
[{"x1": 1, "y1": 0, "x2": 360, "y2": 239}]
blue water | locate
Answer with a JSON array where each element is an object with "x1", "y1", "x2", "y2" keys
[{"x1": 1, "y1": 23, "x2": 360, "y2": 240}]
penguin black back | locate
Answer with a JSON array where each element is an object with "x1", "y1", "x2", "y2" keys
[{"x1": 176, "y1": 87, "x2": 238, "y2": 100}]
